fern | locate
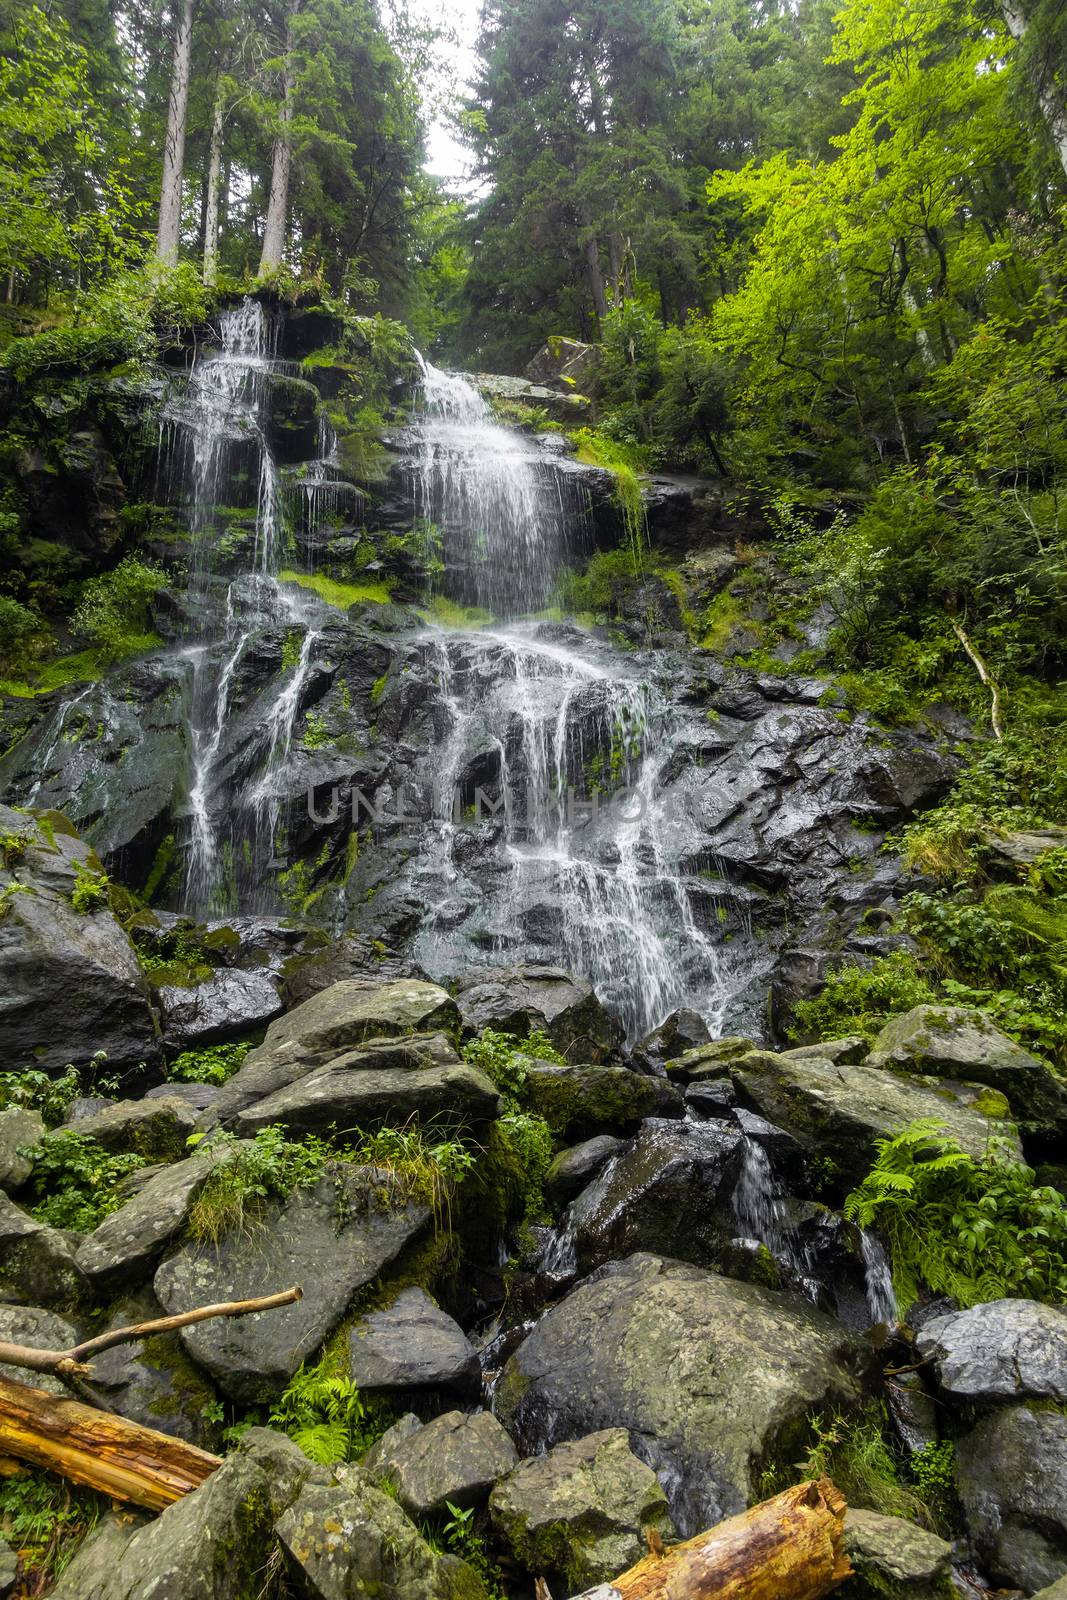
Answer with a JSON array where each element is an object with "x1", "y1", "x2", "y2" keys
[
  {"x1": 845, "y1": 1119, "x2": 1067, "y2": 1310},
  {"x1": 268, "y1": 1365, "x2": 374, "y2": 1465}
]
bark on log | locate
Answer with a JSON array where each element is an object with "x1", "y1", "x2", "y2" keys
[
  {"x1": 0, "y1": 1375, "x2": 221, "y2": 1510},
  {"x1": 568, "y1": 1478, "x2": 851, "y2": 1600}
]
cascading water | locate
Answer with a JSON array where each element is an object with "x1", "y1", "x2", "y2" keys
[{"x1": 410, "y1": 362, "x2": 728, "y2": 1042}]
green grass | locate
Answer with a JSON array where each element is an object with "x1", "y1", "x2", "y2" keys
[
  {"x1": 0, "y1": 640, "x2": 160, "y2": 698},
  {"x1": 279, "y1": 569, "x2": 393, "y2": 608},
  {"x1": 419, "y1": 596, "x2": 493, "y2": 629}
]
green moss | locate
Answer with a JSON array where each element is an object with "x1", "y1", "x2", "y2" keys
[
  {"x1": 142, "y1": 833, "x2": 175, "y2": 902},
  {"x1": 279, "y1": 568, "x2": 392, "y2": 608},
  {"x1": 420, "y1": 597, "x2": 493, "y2": 629}
]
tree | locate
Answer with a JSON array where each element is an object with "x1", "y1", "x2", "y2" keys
[{"x1": 156, "y1": 0, "x2": 196, "y2": 264}]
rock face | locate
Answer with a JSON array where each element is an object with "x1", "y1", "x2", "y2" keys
[
  {"x1": 347, "y1": 1287, "x2": 480, "y2": 1397},
  {"x1": 452, "y1": 965, "x2": 622, "y2": 1061},
  {"x1": 88, "y1": 1288, "x2": 221, "y2": 1447},
  {"x1": 362, "y1": 1409, "x2": 519, "y2": 1518},
  {"x1": 0, "y1": 1305, "x2": 81, "y2": 1394},
  {"x1": 869, "y1": 1005, "x2": 1067, "y2": 1132},
  {"x1": 494, "y1": 1252, "x2": 873, "y2": 1537},
  {"x1": 489, "y1": 1428, "x2": 676, "y2": 1590},
  {"x1": 544, "y1": 1135, "x2": 625, "y2": 1209},
  {"x1": 153, "y1": 1165, "x2": 429, "y2": 1402},
  {"x1": 956, "y1": 1404, "x2": 1067, "y2": 1591},
  {"x1": 631, "y1": 1009, "x2": 711, "y2": 1075},
  {"x1": 840, "y1": 1509, "x2": 953, "y2": 1600},
  {"x1": 555, "y1": 1119, "x2": 745, "y2": 1276},
  {"x1": 0, "y1": 805, "x2": 160, "y2": 1075},
  {"x1": 156, "y1": 968, "x2": 283, "y2": 1049},
  {"x1": 916, "y1": 1300, "x2": 1067, "y2": 1403}
]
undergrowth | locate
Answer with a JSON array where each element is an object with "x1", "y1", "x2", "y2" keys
[
  {"x1": 167, "y1": 1041, "x2": 252, "y2": 1085},
  {"x1": 186, "y1": 1125, "x2": 333, "y2": 1244},
  {"x1": 24, "y1": 1130, "x2": 146, "y2": 1231},
  {"x1": 0, "y1": 1470, "x2": 106, "y2": 1591}
]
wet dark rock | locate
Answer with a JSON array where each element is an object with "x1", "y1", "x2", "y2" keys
[
  {"x1": 452, "y1": 964, "x2": 622, "y2": 1061},
  {"x1": 154, "y1": 1165, "x2": 430, "y2": 1403},
  {"x1": 0, "y1": 1107, "x2": 44, "y2": 1191},
  {"x1": 346, "y1": 1287, "x2": 480, "y2": 1398},
  {"x1": 0, "y1": 1305, "x2": 81, "y2": 1394},
  {"x1": 916, "y1": 1300, "x2": 1067, "y2": 1403},
  {"x1": 262, "y1": 372, "x2": 320, "y2": 462},
  {"x1": 0, "y1": 1191, "x2": 88, "y2": 1308},
  {"x1": 144, "y1": 1081, "x2": 221, "y2": 1111},
  {"x1": 0, "y1": 804, "x2": 161, "y2": 1076},
  {"x1": 956, "y1": 1404, "x2": 1067, "y2": 1592},
  {"x1": 557, "y1": 1119, "x2": 746, "y2": 1276},
  {"x1": 544, "y1": 1135, "x2": 625, "y2": 1209},
  {"x1": 489, "y1": 1428, "x2": 676, "y2": 1590},
  {"x1": 869, "y1": 1005, "x2": 1067, "y2": 1134},
  {"x1": 278, "y1": 933, "x2": 425, "y2": 1007},
  {"x1": 494, "y1": 1252, "x2": 874, "y2": 1537},
  {"x1": 840, "y1": 1509, "x2": 953, "y2": 1600},
  {"x1": 361, "y1": 1408, "x2": 518, "y2": 1517},
  {"x1": 631, "y1": 1008, "x2": 711, "y2": 1075},
  {"x1": 88, "y1": 1287, "x2": 221, "y2": 1447},
  {"x1": 157, "y1": 968, "x2": 282, "y2": 1049},
  {"x1": 684, "y1": 1078, "x2": 737, "y2": 1116},
  {"x1": 523, "y1": 1061, "x2": 683, "y2": 1139},
  {"x1": 65, "y1": 1096, "x2": 198, "y2": 1162}
]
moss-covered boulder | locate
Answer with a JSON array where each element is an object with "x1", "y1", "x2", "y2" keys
[
  {"x1": 452, "y1": 964, "x2": 622, "y2": 1060},
  {"x1": 0, "y1": 1105, "x2": 44, "y2": 1191},
  {"x1": 838, "y1": 1509, "x2": 953, "y2": 1600},
  {"x1": 63, "y1": 1096, "x2": 198, "y2": 1163},
  {"x1": 523, "y1": 1062, "x2": 682, "y2": 1138},
  {"x1": 362, "y1": 1409, "x2": 518, "y2": 1518},
  {"x1": 489, "y1": 1429, "x2": 676, "y2": 1590},
  {"x1": 0, "y1": 1190, "x2": 88, "y2": 1309}
]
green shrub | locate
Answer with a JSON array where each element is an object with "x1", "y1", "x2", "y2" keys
[
  {"x1": 70, "y1": 860, "x2": 110, "y2": 914},
  {"x1": 462, "y1": 1027, "x2": 564, "y2": 1110},
  {"x1": 71, "y1": 556, "x2": 167, "y2": 658},
  {"x1": 346, "y1": 1122, "x2": 477, "y2": 1231},
  {"x1": 168, "y1": 1042, "x2": 252, "y2": 1086},
  {"x1": 496, "y1": 1110, "x2": 556, "y2": 1224},
  {"x1": 794, "y1": 1412, "x2": 930, "y2": 1525},
  {"x1": 186, "y1": 1125, "x2": 333, "y2": 1244},
  {"x1": 0, "y1": 595, "x2": 46, "y2": 670},
  {"x1": 24, "y1": 1130, "x2": 146, "y2": 1231},
  {"x1": 844, "y1": 1119, "x2": 1067, "y2": 1309},
  {"x1": 0, "y1": 1062, "x2": 83, "y2": 1125},
  {"x1": 790, "y1": 951, "x2": 938, "y2": 1044}
]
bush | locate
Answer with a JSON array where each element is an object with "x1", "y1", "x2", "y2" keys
[
  {"x1": 0, "y1": 1062, "x2": 83, "y2": 1125},
  {"x1": 462, "y1": 1028, "x2": 564, "y2": 1111},
  {"x1": 71, "y1": 556, "x2": 166, "y2": 657},
  {"x1": 0, "y1": 595, "x2": 46, "y2": 670},
  {"x1": 790, "y1": 951, "x2": 938, "y2": 1045},
  {"x1": 186, "y1": 1125, "x2": 333, "y2": 1244},
  {"x1": 844, "y1": 1119, "x2": 1067, "y2": 1310},
  {"x1": 24, "y1": 1131, "x2": 146, "y2": 1231},
  {"x1": 795, "y1": 1412, "x2": 930, "y2": 1525},
  {"x1": 168, "y1": 1042, "x2": 252, "y2": 1086},
  {"x1": 346, "y1": 1121, "x2": 476, "y2": 1231}
]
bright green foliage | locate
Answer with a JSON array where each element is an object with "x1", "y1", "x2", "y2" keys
[
  {"x1": 0, "y1": 1062, "x2": 82, "y2": 1126},
  {"x1": 168, "y1": 1042, "x2": 252, "y2": 1086},
  {"x1": 186, "y1": 1125, "x2": 333, "y2": 1244},
  {"x1": 279, "y1": 569, "x2": 392, "y2": 609},
  {"x1": 437, "y1": 1501, "x2": 509, "y2": 1600},
  {"x1": 24, "y1": 1130, "x2": 146, "y2": 1231},
  {"x1": 910, "y1": 1441, "x2": 957, "y2": 1531},
  {"x1": 496, "y1": 1110, "x2": 555, "y2": 1224},
  {"x1": 794, "y1": 1412, "x2": 930, "y2": 1526},
  {"x1": 71, "y1": 556, "x2": 166, "y2": 659},
  {"x1": 791, "y1": 952, "x2": 939, "y2": 1045},
  {"x1": 345, "y1": 1123, "x2": 477, "y2": 1232},
  {"x1": 844, "y1": 1120, "x2": 1067, "y2": 1310},
  {"x1": 70, "y1": 860, "x2": 110, "y2": 914},
  {"x1": 462, "y1": 1028, "x2": 565, "y2": 1111},
  {"x1": 268, "y1": 1364, "x2": 379, "y2": 1465},
  {"x1": 0, "y1": 1470, "x2": 105, "y2": 1590}
]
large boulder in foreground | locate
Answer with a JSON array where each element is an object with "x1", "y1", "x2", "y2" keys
[
  {"x1": 209, "y1": 978, "x2": 459, "y2": 1123},
  {"x1": 916, "y1": 1300, "x2": 1067, "y2": 1404},
  {"x1": 494, "y1": 1252, "x2": 873, "y2": 1536},
  {"x1": 0, "y1": 804, "x2": 160, "y2": 1075},
  {"x1": 452, "y1": 965, "x2": 622, "y2": 1061},
  {"x1": 869, "y1": 1005, "x2": 1067, "y2": 1133},
  {"x1": 489, "y1": 1428, "x2": 676, "y2": 1590},
  {"x1": 154, "y1": 1165, "x2": 429, "y2": 1403},
  {"x1": 956, "y1": 1404, "x2": 1067, "y2": 1592}
]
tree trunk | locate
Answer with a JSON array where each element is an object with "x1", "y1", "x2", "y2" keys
[
  {"x1": 1002, "y1": 0, "x2": 1067, "y2": 179},
  {"x1": 568, "y1": 1479, "x2": 851, "y2": 1600},
  {"x1": 0, "y1": 1375, "x2": 220, "y2": 1511},
  {"x1": 580, "y1": 203, "x2": 609, "y2": 322},
  {"x1": 258, "y1": 27, "x2": 296, "y2": 276},
  {"x1": 203, "y1": 82, "x2": 225, "y2": 286},
  {"x1": 156, "y1": 0, "x2": 195, "y2": 265}
]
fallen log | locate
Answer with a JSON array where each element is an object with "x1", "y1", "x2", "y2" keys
[
  {"x1": 568, "y1": 1478, "x2": 851, "y2": 1600},
  {"x1": 0, "y1": 1285, "x2": 303, "y2": 1380},
  {"x1": 0, "y1": 1374, "x2": 221, "y2": 1509}
]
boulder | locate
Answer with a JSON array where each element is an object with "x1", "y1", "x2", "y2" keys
[
  {"x1": 984, "y1": 826, "x2": 1067, "y2": 874},
  {"x1": 916, "y1": 1300, "x2": 1067, "y2": 1404},
  {"x1": 209, "y1": 979, "x2": 459, "y2": 1123},
  {"x1": 0, "y1": 1105, "x2": 44, "y2": 1190},
  {"x1": 494, "y1": 1252, "x2": 873, "y2": 1537},
  {"x1": 278, "y1": 1460, "x2": 491, "y2": 1600},
  {"x1": 0, "y1": 804, "x2": 160, "y2": 1075},
  {"x1": 956, "y1": 1404, "x2": 1067, "y2": 1592},
  {"x1": 154, "y1": 1165, "x2": 430, "y2": 1403},
  {"x1": 630, "y1": 1009, "x2": 711, "y2": 1075},
  {"x1": 87, "y1": 1288, "x2": 221, "y2": 1448},
  {"x1": 278, "y1": 934, "x2": 424, "y2": 1007},
  {"x1": 157, "y1": 969, "x2": 282, "y2": 1050},
  {"x1": 76, "y1": 1144, "x2": 230, "y2": 1289},
  {"x1": 0, "y1": 1190, "x2": 88, "y2": 1308},
  {"x1": 544, "y1": 1135, "x2": 625, "y2": 1209},
  {"x1": 50, "y1": 1428, "x2": 324, "y2": 1600},
  {"x1": 347, "y1": 1287, "x2": 480, "y2": 1398},
  {"x1": 554, "y1": 1119, "x2": 745, "y2": 1277},
  {"x1": 61, "y1": 1096, "x2": 198, "y2": 1162},
  {"x1": 0, "y1": 1304, "x2": 81, "y2": 1394},
  {"x1": 869, "y1": 1006, "x2": 1067, "y2": 1132},
  {"x1": 489, "y1": 1428, "x2": 676, "y2": 1589},
  {"x1": 727, "y1": 1050, "x2": 1021, "y2": 1182},
  {"x1": 263, "y1": 372, "x2": 320, "y2": 463},
  {"x1": 362, "y1": 1408, "x2": 518, "y2": 1518},
  {"x1": 664, "y1": 1037, "x2": 760, "y2": 1080},
  {"x1": 523, "y1": 1062, "x2": 682, "y2": 1139},
  {"x1": 452, "y1": 965, "x2": 621, "y2": 1061},
  {"x1": 233, "y1": 1037, "x2": 500, "y2": 1140},
  {"x1": 840, "y1": 1509, "x2": 953, "y2": 1599}
]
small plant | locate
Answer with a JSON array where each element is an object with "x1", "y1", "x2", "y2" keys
[
  {"x1": 0, "y1": 827, "x2": 30, "y2": 867},
  {"x1": 497, "y1": 1110, "x2": 556, "y2": 1224},
  {"x1": 0, "y1": 1061, "x2": 83, "y2": 1126},
  {"x1": 70, "y1": 860, "x2": 110, "y2": 914},
  {"x1": 186, "y1": 1125, "x2": 332, "y2": 1244},
  {"x1": 0, "y1": 1469, "x2": 106, "y2": 1589},
  {"x1": 462, "y1": 1028, "x2": 564, "y2": 1110},
  {"x1": 909, "y1": 1440, "x2": 957, "y2": 1530},
  {"x1": 268, "y1": 1364, "x2": 378, "y2": 1464},
  {"x1": 347, "y1": 1120, "x2": 477, "y2": 1231},
  {"x1": 844, "y1": 1119, "x2": 1067, "y2": 1309},
  {"x1": 794, "y1": 1413, "x2": 930, "y2": 1525},
  {"x1": 168, "y1": 1041, "x2": 252, "y2": 1085},
  {"x1": 71, "y1": 555, "x2": 166, "y2": 659},
  {"x1": 437, "y1": 1500, "x2": 508, "y2": 1598},
  {"x1": 23, "y1": 1131, "x2": 146, "y2": 1231}
]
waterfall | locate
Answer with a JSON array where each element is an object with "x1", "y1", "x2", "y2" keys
[{"x1": 859, "y1": 1230, "x2": 899, "y2": 1326}]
